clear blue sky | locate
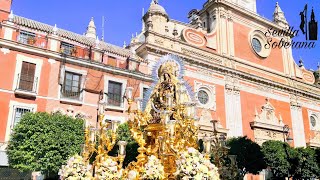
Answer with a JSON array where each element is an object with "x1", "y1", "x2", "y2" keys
[{"x1": 12, "y1": 0, "x2": 320, "y2": 70}]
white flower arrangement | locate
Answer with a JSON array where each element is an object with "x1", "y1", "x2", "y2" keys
[
  {"x1": 175, "y1": 147, "x2": 220, "y2": 180},
  {"x1": 141, "y1": 155, "x2": 165, "y2": 180},
  {"x1": 95, "y1": 157, "x2": 122, "y2": 180},
  {"x1": 59, "y1": 154, "x2": 92, "y2": 180}
]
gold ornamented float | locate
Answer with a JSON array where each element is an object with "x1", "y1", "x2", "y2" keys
[{"x1": 59, "y1": 55, "x2": 220, "y2": 180}]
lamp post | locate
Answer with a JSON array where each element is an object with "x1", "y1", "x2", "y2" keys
[
  {"x1": 282, "y1": 124, "x2": 293, "y2": 180},
  {"x1": 202, "y1": 119, "x2": 228, "y2": 168},
  {"x1": 283, "y1": 125, "x2": 293, "y2": 144}
]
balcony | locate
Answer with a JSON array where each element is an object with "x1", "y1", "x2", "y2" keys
[
  {"x1": 60, "y1": 44, "x2": 91, "y2": 60},
  {"x1": 17, "y1": 32, "x2": 47, "y2": 49},
  {"x1": 60, "y1": 88, "x2": 83, "y2": 105},
  {"x1": 14, "y1": 74, "x2": 38, "y2": 98},
  {"x1": 105, "y1": 97, "x2": 125, "y2": 111}
]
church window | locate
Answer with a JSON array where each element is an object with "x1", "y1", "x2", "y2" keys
[
  {"x1": 198, "y1": 90, "x2": 209, "y2": 105},
  {"x1": 250, "y1": 30, "x2": 271, "y2": 58},
  {"x1": 310, "y1": 114, "x2": 318, "y2": 130},
  {"x1": 252, "y1": 38, "x2": 262, "y2": 53}
]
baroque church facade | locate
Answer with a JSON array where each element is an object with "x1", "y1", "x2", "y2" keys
[{"x1": 1, "y1": 0, "x2": 320, "y2": 177}]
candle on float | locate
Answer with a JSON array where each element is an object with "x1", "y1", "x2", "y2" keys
[
  {"x1": 164, "y1": 113, "x2": 170, "y2": 125},
  {"x1": 83, "y1": 119, "x2": 87, "y2": 129},
  {"x1": 86, "y1": 120, "x2": 90, "y2": 128},
  {"x1": 90, "y1": 129, "x2": 95, "y2": 143},
  {"x1": 126, "y1": 87, "x2": 133, "y2": 100},
  {"x1": 186, "y1": 105, "x2": 191, "y2": 117},
  {"x1": 112, "y1": 121, "x2": 119, "y2": 133},
  {"x1": 117, "y1": 141, "x2": 127, "y2": 155},
  {"x1": 136, "y1": 99, "x2": 141, "y2": 111},
  {"x1": 169, "y1": 121, "x2": 175, "y2": 137},
  {"x1": 158, "y1": 136, "x2": 165, "y2": 152},
  {"x1": 203, "y1": 137, "x2": 211, "y2": 154},
  {"x1": 98, "y1": 100, "x2": 105, "y2": 115}
]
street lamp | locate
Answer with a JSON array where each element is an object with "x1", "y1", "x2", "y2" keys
[
  {"x1": 202, "y1": 120, "x2": 228, "y2": 168},
  {"x1": 283, "y1": 125, "x2": 293, "y2": 143},
  {"x1": 283, "y1": 124, "x2": 293, "y2": 179}
]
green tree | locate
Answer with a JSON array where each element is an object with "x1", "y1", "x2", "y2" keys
[
  {"x1": 261, "y1": 140, "x2": 293, "y2": 179},
  {"x1": 292, "y1": 147, "x2": 319, "y2": 179},
  {"x1": 109, "y1": 122, "x2": 139, "y2": 167},
  {"x1": 316, "y1": 148, "x2": 320, "y2": 178},
  {"x1": 7, "y1": 112, "x2": 84, "y2": 179},
  {"x1": 226, "y1": 136, "x2": 266, "y2": 178}
]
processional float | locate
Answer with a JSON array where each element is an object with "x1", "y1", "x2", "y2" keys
[{"x1": 81, "y1": 55, "x2": 205, "y2": 179}]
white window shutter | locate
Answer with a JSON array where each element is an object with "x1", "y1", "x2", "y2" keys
[
  {"x1": 81, "y1": 75, "x2": 86, "y2": 90},
  {"x1": 59, "y1": 65, "x2": 65, "y2": 85}
]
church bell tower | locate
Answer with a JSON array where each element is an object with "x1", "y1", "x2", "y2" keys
[{"x1": 229, "y1": 0, "x2": 257, "y2": 12}]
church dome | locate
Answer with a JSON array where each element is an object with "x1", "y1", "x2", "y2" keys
[{"x1": 147, "y1": 1, "x2": 168, "y2": 17}]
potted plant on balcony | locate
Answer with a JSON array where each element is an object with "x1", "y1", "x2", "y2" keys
[
  {"x1": 27, "y1": 36, "x2": 36, "y2": 45},
  {"x1": 71, "y1": 47, "x2": 77, "y2": 56}
]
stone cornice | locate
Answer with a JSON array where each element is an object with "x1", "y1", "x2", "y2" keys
[
  {"x1": 143, "y1": 30, "x2": 317, "y2": 93},
  {"x1": 1, "y1": 21, "x2": 17, "y2": 29},
  {"x1": 250, "y1": 121, "x2": 285, "y2": 132},
  {"x1": 137, "y1": 42, "x2": 320, "y2": 102},
  {"x1": 200, "y1": 0, "x2": 285, "y2": 32},
  {"x1": 0, "y1": 38, "x2": 153, "y2": 82},
  {"x1": 199, "y1": 125, "x2": 229, "y2": 135}
]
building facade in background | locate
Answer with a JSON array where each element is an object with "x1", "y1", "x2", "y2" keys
[{"x1": 1, "y1": 0, "x2": 320, "y2": 178}]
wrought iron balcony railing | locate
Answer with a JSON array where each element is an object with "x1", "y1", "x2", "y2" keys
[
  {"x1": 107, "y1": 97, "x2": 124, "y2": 107},
  {"x1": 15, "y1": 74, "x2": 38, "y2": 93},
  {"x1": 60, "y1": 88, "x2": 83, "y2": 101},
  {"x1": 60, "y1": 46, "x2": 91, "y2": 60},
  {"x1": 17, "y1": 33, "x2": 47, "y2": 49}
]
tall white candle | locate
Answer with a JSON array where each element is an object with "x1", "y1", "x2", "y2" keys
[
  {"x1": 112, "y1": 121, "x2": 118, "y2": 133},
  {"x1": 169, "y1": 122, "x2": 175, "y2": 137},
  {"x1": 126, "y1": 87, "x2": 133, "y2": 100},
  {"x1": 136, "y1": 99, "x2": 141, "y2": 111},
  {"x1": 118, "y1": 141, "x2": 127, "y2": 155},
  {"x1": 90, "y1": 130, "x2": 95, "y2": 143},
  {"x1": 204, "y1": 139, "x2": 211, "y2": 154},
  {"x1": 186, "y1": 107, "x2": 191, "y2": 117},
  {"x1": 164, "y1": 113, "x2": 170, "y2": 124}
]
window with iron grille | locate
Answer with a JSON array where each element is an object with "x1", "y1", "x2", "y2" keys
[
  {"x1": 12, "y1": 107, "x2": 31, "y2": 128},
  {"x1": 18, "y1": 61, "x2": 36, "y2": 92},
  {"x1": 60, "y1": 42, "x2": 75, "y2": 56},
  {"x1": 62, "y1": 71, "x2": 81, "y2": 100},
  {"x1": 108, "y1": 81, "x2": 122, "y2": 107},
  {"x1": 18, "y1": 31, "x2": 36, "y2": 45}
]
